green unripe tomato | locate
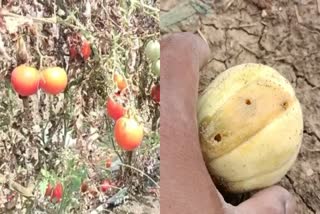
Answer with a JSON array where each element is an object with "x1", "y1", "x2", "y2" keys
[
  {"x1": 145, "y1": 40, "x2": 160, "y2": 62},
  {"x1": 152, "y1": 60, "x2": 160, "y2": 76}
]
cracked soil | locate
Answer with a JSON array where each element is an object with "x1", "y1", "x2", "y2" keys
[{"x1": 161, "y1": 0, "x2": 320, "y2": 213}]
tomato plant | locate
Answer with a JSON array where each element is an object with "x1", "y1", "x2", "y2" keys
[
  {"x1": 113, "y1": 73, "x2": 127, "y2": 91},
  {"x1": 10, "y1": 65, "x2": 40, "y2": 96},
  {"x1": 40, "y1": 67, "x2": 68, "y2": 95},
  {"x1": 144, "y1": 40, "x2": 160, "y2": 62},
  {"x1": 151, "y1": 84, "x2": 160, "y2": 103},
  {"x1": 100, "y1": 179, "x2": 111, "y2": 192},
  {"x1": 106, "y1": 96, "x2": 127, "y2": 120},
  {"x1": 114, "y1": 117, "x2": 144, "y2": 151}
]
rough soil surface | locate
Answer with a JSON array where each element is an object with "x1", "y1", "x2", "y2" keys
[{"x1": 161, "y1": 0, "x2": 320, "y2": 213}]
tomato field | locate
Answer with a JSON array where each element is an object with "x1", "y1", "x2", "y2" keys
[
  {"x1": 0, "y1": 0, "x2": 159, "y2": 213},
  {"x1": 161, "y1": 0, "x2": 320, "y2": 212}
]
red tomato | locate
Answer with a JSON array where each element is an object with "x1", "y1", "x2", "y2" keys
[
  {"x1": 81, "y1": 182, "x2": 88, "y2": 193},
  {"x1": 106, "y1": 96, "x2": 126, "y2": 121},
  {"x1": 151, "y1": 84, "x2": 160, "y2": 103},
  {"x1": 105, "y1": 159, "x2": 112, "y2": 168},
  {"x1": 50, "y1": 182, "x2": 63, "y2": 203},
  {"x1": 45, "y1": 183, "x2": 53, "y2": 197},
  {"x1": 81, "y1": 40, "x2": 91, "y2": 60},
  {"x1": 11, "y1": 65, "x2": 40, "y2": 96},
  {"x1": 40, "y1": 67, "x2": 68, "y2": 95},
  {"x1": 69, "y1": 45, "x2": 77, "y2": 60},
  {"x1": 114, "y1": 117, "x2": 144, "y2": 151},
  {"x1": 113, "y1": 73, "x2": 127, "y2": 91},
  {"x1": 100, "y1": 180, "x2": 111, "y2": 192}
]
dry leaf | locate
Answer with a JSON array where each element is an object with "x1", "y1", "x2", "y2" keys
[{"x1": 16, "y1": 37, "x2": 28, "y2": 64}]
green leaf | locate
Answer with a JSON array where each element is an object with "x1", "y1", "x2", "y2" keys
[
  {"x1": 39, "y1": 179, "x2": 49, "y2": 196},
  {"x1": 69, "y1": 176, "x2": 82, "y2": 192},
  {"x1": 41, "y1": 169, "x2": 50, "y2": 178}
]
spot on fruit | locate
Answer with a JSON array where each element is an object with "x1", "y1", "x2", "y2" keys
[
  {"x1": 245, "y1": 99, "x2": 251, "y2": 105},
  {"x1": 281, "y1": 101, "x2": 288, "y2": 110},
  {"x1": 214, "y1": 133, "x2": 222, "y2": 142}
]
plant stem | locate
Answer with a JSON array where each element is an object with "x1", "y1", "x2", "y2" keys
[{"x1": 119, "y1": 163, "x2": 159, "y2": 188}]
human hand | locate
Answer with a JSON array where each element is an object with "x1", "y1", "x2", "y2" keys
[{"x1": 160, "y1": 32, "x2": 296, "y2": 214}]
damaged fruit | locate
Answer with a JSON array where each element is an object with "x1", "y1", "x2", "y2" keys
[{"x1": 197, "y1": 63, "x2": 303, "y2": 193}]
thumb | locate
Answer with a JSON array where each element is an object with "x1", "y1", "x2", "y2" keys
[
  {"x1": 161, "y1": 32, "x2": 210, "y2": 69},
  {"x1": 235, "y1": 186, "x2": 296, "y2": 214}
]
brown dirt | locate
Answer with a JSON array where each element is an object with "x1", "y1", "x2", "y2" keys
[
  {"x1": 161, "y1": 0, "x2": 320, "y2": 213},
  {"x1": 0, "y1": 0, "x2": 159, "y2": 213}
]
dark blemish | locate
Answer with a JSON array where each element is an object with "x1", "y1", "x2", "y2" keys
[
  {"x1": 245, "y1": 99, "x2": 251, "y2": 105},
  {"x1": 282, "y1": 101, "x2": 288, "y2": 109},
  {"x1": 214, "y1": 133, "x2": 222, "y2": 142}
]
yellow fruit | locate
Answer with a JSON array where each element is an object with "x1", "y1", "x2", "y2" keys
[{"x1": 197, "y1": 63, "x2": 303, "y2": 193}]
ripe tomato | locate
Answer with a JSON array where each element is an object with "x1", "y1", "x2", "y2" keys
[
  {"x1": 50, "y1": 182, "x2": 63, "y2": 203},
  {"x1": 106, "y1": 96, "x2": 126, "y2": 121},
  {"x1": 152, "y1": 60, "x2": 160, "y2": 76},
  {"x1": 151, "y1": 84, "x2": 160, "y2": 103},
  {"x1": 81, "y1": 182, "x2": 88, "y2": 193},
  {"x1": 40, "y1": 67, "x2": 68, "y2": 95},
  {"x1": 100, "y1": 179, "x2": 111, "y2": 192},
  {"x1": 81, "y1": 40, "x2": 91, "y2": 60},
  {"x1": 69, "y1": 45, "x2": 78, "y2": 60},
  {"x1": 45, "y1": 183, "x2": 53, "y2": 197},
  {"x1": 114, "y1": 117, "x2": 144, "y2": 151},
  {"x1": 144, "y1": 40, "x2": 160, "y2": 62},
  {"x1": 113, "y1": 73, "x2": 127, "y2": 91},
  {"x1": 105, "y1": 158, "x2": 112, "y2": 168},
  {"x1": 11, "y1": 65, "x2": 40, "y2": 96}
]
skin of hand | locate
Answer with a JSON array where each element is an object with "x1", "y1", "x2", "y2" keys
[{"x1": 160, "y1": 32, "x2": 296, "y2": 214}]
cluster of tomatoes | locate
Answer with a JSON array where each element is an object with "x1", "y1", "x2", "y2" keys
[
  {"x1": 106, "y1": 72, "x2": 144, "y2": 151},
  {"x1": 67, "y1": 33, "x2": 92, "y2": 61},
  {"x1": 44, "y1": 178, "x2": 112, "y2": 203},
  {"x1": 105, "y1": 40, "x2": 160, "y2": 151},
  {"x1": 44, "y1": 182, "x2": 63, "y2": 203},
  {"x1": 80, "y1": 179, "x2": 112, "y2": 197},
  {"x1": 10, "y1": 65, "x2": 68, "y2": 96},
  {"x1": 10, "y1": 35, "x2": 93, "y2": 97}
]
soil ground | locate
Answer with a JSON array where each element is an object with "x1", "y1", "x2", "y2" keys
[
  {"x1": 0, "y1": 0, "x2": 159, "y2": 213},
  {"x1": 161, "y1": 0, "x2": 320, "y2": 213}
]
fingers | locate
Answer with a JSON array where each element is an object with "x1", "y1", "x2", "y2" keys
[
  {"x1": 160, "y1": 32, "x2": 227, "y2": 214},
  {"x1": 235, "y1": 186, "x2": 296, "y2": 214},
  {"x1": 160, "y1": 32, "x2": 210, "y2": 142},
  {"x1": 161, "y1": 33, "x2": 210, "y2": 104},
  {"x1": 161, "y1": 32, "x2": 210, "y2": 71}
]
